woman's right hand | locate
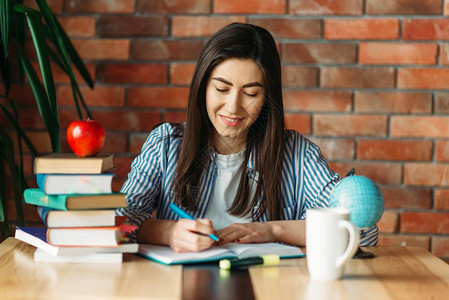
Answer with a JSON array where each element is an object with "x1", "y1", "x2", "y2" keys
[{"x1": 167, "y1": 218, "x2": 217, "y2": 252}]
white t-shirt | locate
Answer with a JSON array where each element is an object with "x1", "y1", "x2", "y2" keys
[{"x1": 204, "y1": 150, "x2": 252, "y2": 230}]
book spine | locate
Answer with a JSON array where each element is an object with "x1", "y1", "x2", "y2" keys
[
  {"x1": 36, "y1": 173, "x2": 47, "y2": 192},
  {"x1": 24, "y1": 189, "x2": 68, "y2": 210}
]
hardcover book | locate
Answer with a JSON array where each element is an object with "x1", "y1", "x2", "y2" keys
[
  {"x1": 46, "y1": 210, "x2": 127, "y2": 228},
  {"x1": 46, "y1": 224, "x2": 135, "y2": 247},
  {"x1": 138, "y1": 242, "x2": 304, "y2": 265},
  {"x1": 36, "y1": 173, "x2": 114, "y2": 195},
  {"x1": 33, "y1": 153, "x2": 114, "y2": 174},
  {"x1": 24, "y1": 188, "x2": 127, "y2": 210},
  {"x1": 15, "y1": 227, "x2": 138, "y2": 256}
]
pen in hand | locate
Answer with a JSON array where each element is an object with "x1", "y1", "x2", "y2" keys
[{"x1": 169, "y1": 203, "x2": 220, "y2": 242}]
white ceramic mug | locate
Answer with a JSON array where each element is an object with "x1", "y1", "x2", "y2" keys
[{"x1": 306, "y1": 207, "x2": 360, "y2": 280}]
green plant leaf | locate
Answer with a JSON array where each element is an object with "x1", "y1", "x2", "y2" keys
[
  {"x1": 0, "y1": 101, "x2": 39, "y2": 156},
  {"x1": 18, "y1": 51, "x2": 60, "y2": 152},
  {"x1": 13, "y1": 5, "x2": 26, "y2": 86},
  {"x1": 55, "y1": 18, "x2": 94, "y2": 89},
  {"x1": 18, "y1": 5, "x2": 58, "y2": 115},
  {"x1": 0, "y1": 128, "x2": 24, "y2": 228},
  {"x1": 0, "y1": 0, "x2": 12, "y2": 56},
  {"x1": 0, "y1": 38, "x2": 10, "y2": 96}
]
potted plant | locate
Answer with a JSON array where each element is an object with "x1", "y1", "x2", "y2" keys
[{"x1": 0, "y1": 0, "x2": 93, "y2": 239}]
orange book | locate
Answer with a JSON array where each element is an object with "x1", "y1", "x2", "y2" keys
[{"x1": 46, "y1": 222, "x2": 137, "y2": 247}]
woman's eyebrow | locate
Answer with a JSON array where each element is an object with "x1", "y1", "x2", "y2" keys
[{"x1": 211, "y1": 77, "x2": 263, "y2": 88}]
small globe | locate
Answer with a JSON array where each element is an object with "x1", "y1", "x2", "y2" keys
[{"x1": 329, "y1": 175, "x2": 384, "y2": 229}]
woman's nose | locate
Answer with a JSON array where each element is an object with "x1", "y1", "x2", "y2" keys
[{"x1": 224, "y1": 91, "x2": 241, "y2": 113}]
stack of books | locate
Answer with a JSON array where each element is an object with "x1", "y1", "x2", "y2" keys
[{"x1": 16, "y1": 153, "x2": 138, "y2": 263}]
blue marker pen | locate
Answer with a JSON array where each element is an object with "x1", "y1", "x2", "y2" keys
[{"x1": 169, "y1": 202, "x2": 220, "y2": 242}]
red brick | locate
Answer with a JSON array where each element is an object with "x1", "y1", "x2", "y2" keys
[
  {"x1": 354, "y1": 92, "x2": 431, "y2": 114},
  {"x1": 282, "y1": 66, "x2": 319, "y2": 88},
  {"x1": 24, "y1": 132, "x2": 52, "y2": 154},
  {"x1": 172, "y1": 16, "x2": 246, "y2": 37},
  {"x1": 432, "y1": 237, "x2": 449, "y2": 258},
  {"x1": 290, "y1": 0, "x2": 362, "y2": 15},
  {"x1": 357, "y1": 140, "x2": 432, "y2": 161},
  {"x1": 170, "y1": 63, "x2": 195, "y2": 85},
  {"x1": 97, "y1": 63, "x2": 167, "y2": 84},
  {"x1": 377, "y1": 211, "x2": 398, "y2": 233},
  {"x1": 382, "y1": 187, "x2": 432, "y2": 209},
  {"x1": 164, "y1": 111, "x2": 187, "y2": 124},
  {"x1": 58, "y1": 17, "x2": 96, "y2": 38},
  {"x1": 214, "y1": 0, "x2": 286, "y2": 14},
  {"x1": 314, "y1": 115, "x2": 387, "y2": 137},
  {"x1": 61, "y1": 110, "x2": 162, "y2": 132},
  {"x1": 32, "y1": 62, "x2": 96, "y2": 85},
  {"x1": 321, "y1": 67, "x2": 395, "y2": 88},
  {"x1": 329, "y1": 162, "x2": 401, "y2": 184},
  {"x1": 401, "y1": 212, "x2": 449, "y2": 233},
  {"x1": 311, "y1": 138, "x2": 355, "y2": 160},
  {"x1": 71, "y1": 39, "x2": 130, "y2": 60},
  {"x1": 404, "y1": 163, "x2": 449, "y2": 186},
  {"x1": 129, "y1": 133, "x2": 149, "y2": 154},
  {"x1": 139, "y1": 0, "x2": 210, "y2": 13},
  {"x1": 283, "y1": 90, "x2": 351, "y2": 112},
  {"x1": 282, "y1": 43, "x2": 356, "y2": 64},
  {"x1": 13, "y1": 202, "x2": 42, "y2": 224},
  {"x1": 131, "y1": 40, "x2": 203, "y2": 61},
  {"x1": 366, "y1": 0, "x2": 442, "y2": 15},
  {"x1": 250, "y1": 18, "x2": 321, "y2": 39},
  {"x1": 325, "y1": 19, "x2": 399, "y2": 40},
  {"x1": 284, "y1": 114, "x2": 311, "y2": 134},
  {"x1": 403, "y1": 19, "x2": 449, "y2": 40},
  {"x1": 5, "y1": 84, "x2": 36, "y2": 106},
  {"x1": 436, "y1": 140, "x2": 449, "y2": 162},
  {"x1": 378, "y1": 234, "x2": 430, "y2": 248},
  {"x1": 56, "y1": 85, "x2": 125, "y2": 107},
  {"x1": 435, "y1": 93, "x2": 449, "y2": 113},
  {"x1": 434, "y1": 189, "x2": 449, "y2": 210},
  {"x1": 441, "y1": 44, "x2": 449, "y2": 65},
  {"x1": 359, "y1": 43, "x2": 437, "y2": 65},
  {"x1": 18, "y1": 108, "x2": 44, "y2": 130},
  {"x1": 446, "y1": 0, "x2": 449, "y2": 15},
  {"x1": 391, "y1": 116, "x2": 449, "y2": 138},
  {"x1": 113, "y1": 156, "x2": 135, "y2": 178},
  {"x1": 24, "y1": 0, "x2": 63, "y2": 13},
  {"x1": 128, "y1": 87, "x2": 189, "y2": 109},
  {"x1": 112, "y1": 179, "x2": 125, "y2": 193},
  {"x1": 65, "y1": 0, "x2": 135, "y2": 13},
  {"x1": 398, "y1": 68, "x2": 449, "y2": 89},
  {"x1": 98, "y1": 16, "x2": 169, "y2": 37}
]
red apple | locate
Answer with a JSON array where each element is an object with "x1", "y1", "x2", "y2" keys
[{"x1": 66, "y1": 119, "x2": 105, "y2": 157}]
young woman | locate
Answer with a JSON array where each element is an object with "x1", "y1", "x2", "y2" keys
[{"x1": 117, "y1": 23, "x2": 378, "y2": 252}]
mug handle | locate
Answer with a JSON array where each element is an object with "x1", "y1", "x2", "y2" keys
[{"x1": 336, "y1": 220, "x2": 361, "y2": 268}]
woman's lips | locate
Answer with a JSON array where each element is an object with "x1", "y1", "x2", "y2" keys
[{"x1": 220, "y1": 115, "x2": 243, "y2": 127}]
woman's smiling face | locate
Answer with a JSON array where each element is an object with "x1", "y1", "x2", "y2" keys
[{"x1": 205, "y1": 58, "x2": 265, "y2": 154}]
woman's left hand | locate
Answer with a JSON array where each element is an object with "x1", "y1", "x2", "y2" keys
[{"x1": 217, "y1": 222, "x2": 277, "y2": 244}]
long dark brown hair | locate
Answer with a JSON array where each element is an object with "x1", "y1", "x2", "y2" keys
[{"x1": 173, "y1": 22, "x2": 286, "y2": 221}]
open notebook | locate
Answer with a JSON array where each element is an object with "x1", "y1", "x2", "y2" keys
[{"x1": 139, "y1": 242, "x2": 304, "y2": 265}]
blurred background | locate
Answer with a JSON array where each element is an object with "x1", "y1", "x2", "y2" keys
[{"x1": 1, "y1": 0, "x2": 449, "y2": 262}]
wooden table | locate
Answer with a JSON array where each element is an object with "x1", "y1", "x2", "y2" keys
[{"x1": 1, "y1": 238, "x2": 449, "y2": 299}]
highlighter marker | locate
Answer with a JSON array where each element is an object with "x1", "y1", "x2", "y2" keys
[
  {"x1": 219, "y1": 254, "x2": 280, "y2": 270},
  {"x1": 169, "y1": 203, "x2": 220, "y2": 242}
]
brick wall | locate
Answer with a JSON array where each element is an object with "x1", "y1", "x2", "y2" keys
[{"x1": 3, "y1": 0, "x2": 449, "y2": 261}]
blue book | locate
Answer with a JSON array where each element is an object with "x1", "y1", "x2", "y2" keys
[
  {"x1": 24, "y1": 188, "x2": 126, "y2": 210},
  {"x1": 36, "y1": 173, "x2": 114, "y2": 195}
]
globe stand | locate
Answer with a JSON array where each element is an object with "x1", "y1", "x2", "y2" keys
[
  {"x1": 353, "y1": 247, "x2": 374, "y2": 259},
  {"x1": 353, "y1": 230, "x2": 375, "y2": 259}
]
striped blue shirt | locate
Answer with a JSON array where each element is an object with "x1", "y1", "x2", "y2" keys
[{"x1": 117, "y1": 123, "x2": 378, "y2": 246}]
